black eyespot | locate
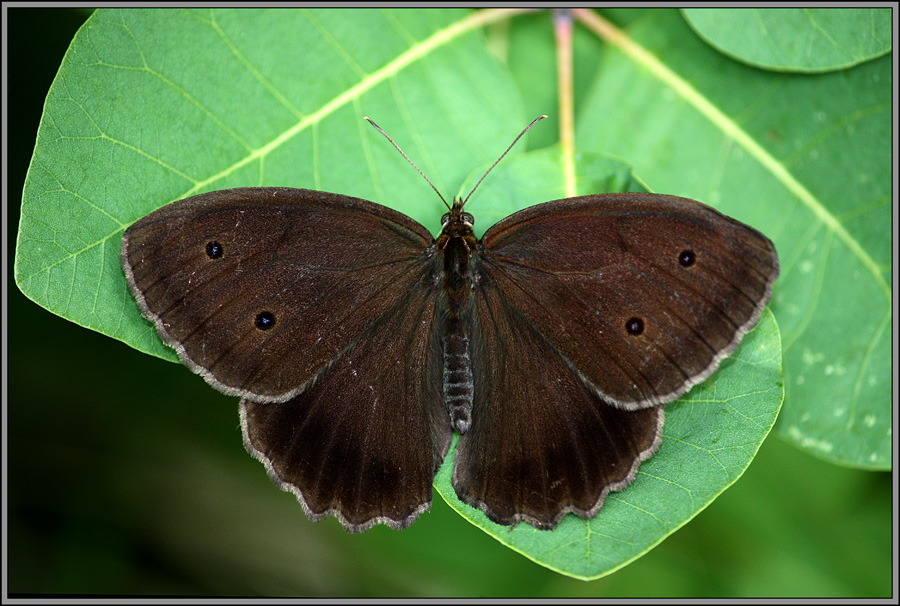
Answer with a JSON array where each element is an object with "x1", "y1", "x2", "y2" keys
[
  {"x1": 678, "y1": 249, "x2": 695, "y2": 267},
  {"x1": 254, "y1": 311, "x2": 276, "y2": 330},
  {"x1": 625, "y1": 317, "x2": 644, "y2": 335},
  {"x1": 206, "y1": 241, "x2": 224, "y2": 259}
]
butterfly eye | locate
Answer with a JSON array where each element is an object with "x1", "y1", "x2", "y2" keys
[
  {"x1": 206, "y1": 241, "x2": 224, "y2": 259},
  {"x1": 678, "y1": 249, "x2": 696, "y2": 267},
  {"x1": 625, "y1": 317, "x2": 644, "y2": 336},
  {"x1": 254, "y1": 311, "x2": 276, "y2": 330},
  {"x1": 462, "y1": 212, "x2": 474, "y2": 226},
  {"x1": 440, "y1": 212, "x2": 451, "y2": 227}
]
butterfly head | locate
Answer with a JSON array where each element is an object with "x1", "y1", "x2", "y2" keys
[
  {"x1": 441, "y1": 197, "x2": 474, "y2": 230},
  {"x1": 438, "y1": 198, "x2": 476, "y2": 250}
]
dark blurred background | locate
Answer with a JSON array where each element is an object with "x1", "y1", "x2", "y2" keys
[{"x1": 6, "y1": 8, "x2": 893, "y2": 598}]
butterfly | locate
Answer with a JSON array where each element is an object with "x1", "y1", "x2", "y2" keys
[{"x1": 120, "y1": 117, "x2": 779, "y2": 532}]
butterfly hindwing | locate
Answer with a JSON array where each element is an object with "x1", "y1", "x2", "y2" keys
[
  {"x1": 452, "y1": 273, "x2": 664, "y2": 529},
  {"x1": 241, "y1": 270, "x2": 451, "y2": 532}
]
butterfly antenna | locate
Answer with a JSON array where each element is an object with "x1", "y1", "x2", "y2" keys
[
  {"x1": 364, "y1": 117, "x2": 450, "y2": 210},
  {"x1": 463, "y1": 115, "x2": 548, "y2": 206}
]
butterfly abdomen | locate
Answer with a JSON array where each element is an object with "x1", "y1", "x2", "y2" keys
[{"x1": 443, "y1": 327, "x2": 474, "y2": 433}]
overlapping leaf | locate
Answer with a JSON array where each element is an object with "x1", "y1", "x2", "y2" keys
[
  {"x1": 683, "y1": 8, "x2": 892, "y2": 72},
  {"x1": 14, "y1": 8, "x2": 785, "y2": 579},
  {"x1": 575, "y1": 9, "x2": 890, "y2": 469}
]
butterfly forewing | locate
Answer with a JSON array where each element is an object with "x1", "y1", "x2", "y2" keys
[
  {"x1": 478, "y1": 193, "x2": 779, "y2": 409},
  {"x1": 121, "y1": 187, "x2": 434, "y2": 403}
]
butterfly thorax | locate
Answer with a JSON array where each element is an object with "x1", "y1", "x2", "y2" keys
[{"x1": 436, "y1": 199, "x2": 477, "y2": 433}]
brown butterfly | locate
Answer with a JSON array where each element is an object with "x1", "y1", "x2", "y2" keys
[{"x1": 121, "y1": 117, "x2": 778, "y2": 532}]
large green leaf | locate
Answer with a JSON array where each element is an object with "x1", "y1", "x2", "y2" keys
[
  {"x1": 8, "y1": 8, "x2": 890, "y2": 596},
  {"x1": 682, "y1": 8, "x2": 892, "y2": 73},
  {"x1": 14, "y1": 7, "x2": 527, "y2": 361},
  {"x1": 575, "y1": 9, "x2": 891, "y2": 470},
  {"x1": 435, "y1": 148, "x2": 782, "y2": 580},
  {"x1": 14, "y1": 7, "x2": 783, "y2": 580}
]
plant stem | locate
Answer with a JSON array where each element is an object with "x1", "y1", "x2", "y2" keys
[{"x1": 554, "y1": 9, "x2": 576, "y2": 198}]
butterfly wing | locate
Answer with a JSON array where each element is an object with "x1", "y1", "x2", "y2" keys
[
  {"x1": 453, "y1": 282, "x2": 664, "y2": 528},
  {"x1": 121, "y1": 187, "x2": 435, "y2": 403},
  {"x1": 241, "y1": 272, "x2": 450, "y2": 531},
  {"x1": 476, "y1": 193, "x2": 779, "y2": 409},
  {"x1": 452, "y1": 193, "x2": 778, "y2": 528},
  {"x1": 122, "y1": 187, "x2": 452, "y2": 531}
]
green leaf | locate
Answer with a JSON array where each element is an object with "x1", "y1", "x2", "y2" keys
[
  {"x1": 14, "y1": 7, "x2": 527, "y2": 361},
  {"x1": 682, "y1": 8, "x2": 892, "y2": 73},
  {"x1": 13, "y1": 7, "x2": 783, "y2": 578},
  {"x1": 575, "y1": 9, "x2": 891, "y2": 469},
  {"x1": 8, "y1": 8, "x2": 890, "y2": 595}
]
